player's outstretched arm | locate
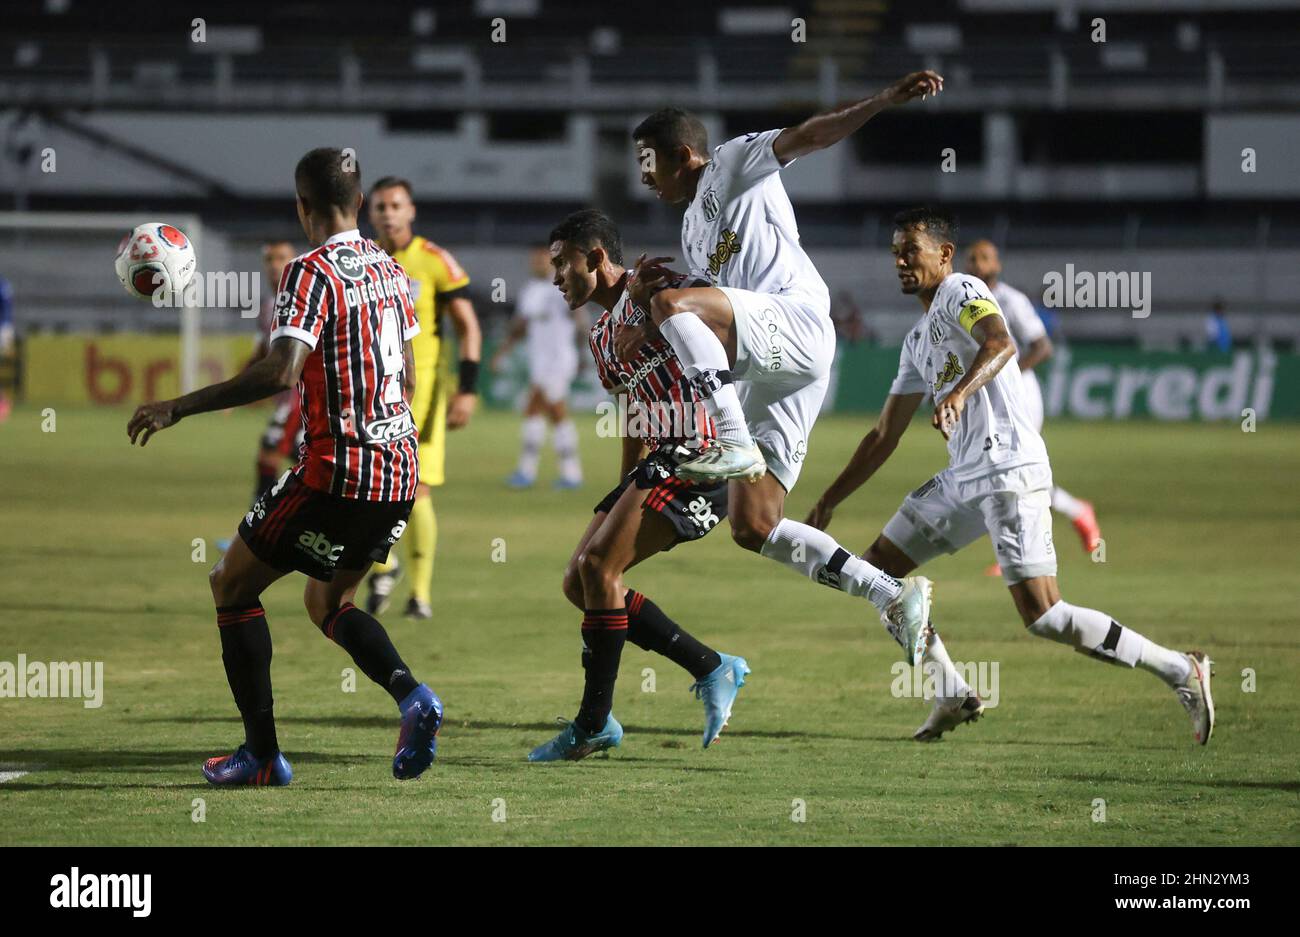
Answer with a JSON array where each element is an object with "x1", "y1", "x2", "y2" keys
[
  {"x1": 126, "y1": 336, "x2": 309, "y2": 446},
  {"x1": 805, "y1": 392, "x2": 924, "y2": 530},
  {"x1": 932, "y1": 315, "x2": 1016, "y2": 438},
  {"x1": 773, "y1": 70, "x2": 943, "y2": 165}
]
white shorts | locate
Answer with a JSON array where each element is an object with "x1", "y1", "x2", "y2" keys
[
  {"x1": 1021, "y1": 368, "x2": 1044, "y2": 432},
  {"x1": 528, "y1": 359, "x2": 577, "y2": 405},
  {"x1": 719, "y1": 286, "x2": 835, "y2": 492},
  {"x1": 882, "y1": 462, "x2": 1058, "y2": 584}
]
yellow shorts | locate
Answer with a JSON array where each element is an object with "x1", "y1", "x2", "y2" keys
[{"x1": 410, "y1": 365, "x2": 449, "y2": 488}]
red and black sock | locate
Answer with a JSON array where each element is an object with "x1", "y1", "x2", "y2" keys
[
  {"x1": 319, "y1": 603, "x2": 419, "y2": 705},
  {"x1": 624, "y1": 589, "x2": 721, "y2": 680},
  {"x1": 215, "y1": 604, "x2": 279, "y2": 759},
  {"x1": 575, "y1": 608, "x2": 628, "y2": 734}
]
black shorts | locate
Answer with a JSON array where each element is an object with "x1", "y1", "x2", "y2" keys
[
  {"x1": 238, "y1": 470, "x2": 413, "y2": 582},
  {"x1": 594, "y1": 444, "x2": 728, "y2": 549}
]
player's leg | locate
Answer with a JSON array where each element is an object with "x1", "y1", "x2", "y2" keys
[
  {"x1": 204, "y1": 510, "x2": 295, "y2": 785},
  {"x1": 509, "y1": 386, "x2": 548, "y2": 488},
  {"x1": 1024, "y1": 369, "x2": 1102, "y2": 552},
  {"x1": 547, "y1": 391, "x2": 583, "y2": 489},
  {"x1": 647, "y1": 286, "x2": 755, "y2": 460},
  {"x1": 402, "y1": 375, "x2": 445, "y2": 620}
]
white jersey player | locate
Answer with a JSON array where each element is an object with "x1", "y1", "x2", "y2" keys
[
  {"x1": 806, "y1": 209, "x2": 1214, "y2": 745},
  {"x1": 966, "y1": 240, "x2": 1101, "y2": 562},
  {"x1": 492, "y1": 246, "x2": 586, "y2": 489},
  {"x1": 624, "y1": 72, "x2": 953, "y2": 680}
]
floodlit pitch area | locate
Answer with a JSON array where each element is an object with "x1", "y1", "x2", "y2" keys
[{"x1": 1, "y1": 405, "x2": 1295, "y2": 846}]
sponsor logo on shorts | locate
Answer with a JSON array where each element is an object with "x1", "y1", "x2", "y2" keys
[
  {"x1": 297, "y1": 530, "x2": 344, "y2": 566},
  {"x1": 685, "y1": 496, "x2": 720, "y2": 531},
  {"x1": 758, "y1": 307, "x2": 784, "y2": 371}
]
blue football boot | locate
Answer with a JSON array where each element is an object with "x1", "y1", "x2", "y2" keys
[
  {"x1": 202, "y1": 745, "x2": 293, "y2": 786},
  {"x1": 690, "y1": 653, "x2": 751, "y2": 748},
  {"x1": 527, "y1": 714, "x2": 623, "y2": 762},
  {"x1": 392, "y1": 684, "x2": 443, "y2": 780}
]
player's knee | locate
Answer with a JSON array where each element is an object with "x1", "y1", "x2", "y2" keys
[
  {"x1": 302, "y1": 589, "x2": 337, "y2": 630},
  {"x1": 649, "y1": 289, "x2": 685, "y2": 325},
  {"x1": 577, "y1": 547, "x2": 621, "y2": 594},
  {"x1": 561, "y1": 565, "x2": 585, "y2": 610},
  {"x1": 864, "y1": 538, "x2": 909, "y2": 578},
  {"x1": 729, "y1": 514, "x2": 774, "y2": 553},
  {"x1": 208, "y1": 560, "x2": 233, "y2": 604}
]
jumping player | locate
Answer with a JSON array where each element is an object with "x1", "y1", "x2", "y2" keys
[
  {"x1": 127, "y1": 148, "x2": 444, "y2": 784},
  {"x1": 626, "y1": 72, "x2": 947, "y2": 669},
  {"x1": 527, "y1": 210, "x2": 748, "y2": 762},
  {"x1": 491, "y1": 245, "x2": 586, "y2": 490},
  {"x1": 964, "y1": 239, "x2": 1102, "y2": 575},
  {"x1": 364, "y1": 177, "x2": 483, "y2": 620},
  {"x1": 806, "y1": 208, "x2": 1214, "y2": 745}
]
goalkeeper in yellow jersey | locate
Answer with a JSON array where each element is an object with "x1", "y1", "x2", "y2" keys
[{"x1": 365, "y1": 177, "x2": 483, "y2": 619}]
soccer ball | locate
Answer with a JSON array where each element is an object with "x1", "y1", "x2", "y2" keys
[{"x1": 114, "y1": 222, "x2": 197, "y2": 301}]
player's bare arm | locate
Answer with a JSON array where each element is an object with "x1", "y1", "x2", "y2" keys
[
  {"x1": 772, "y1": 70, "x2": 943, "y2": 165},
  {"x1": 933, "y1": 315, "x2": 1016, "y2": 439},
  {"x1": 1018, "y1": 334, "x2": 1054, "y2": 372},
  {"x1": 127, "y1": 336, "x2": 310, "y2": 446},
  {"x1": 615, "y1": 253, "x2": 675, "y2": 361},
  {"x1": 489, "y1": 315, "x2": 528, "y2": 372},
  {"x1": 402, "y1": 340, "x2": 416, "y2": 399},
  {"x1": 445, "y1": 295, "x2": 482, "y2": 429},
  {"x1": 805, "y1": 392, "x2": 925, "y2": 530},
  {"x1": 620, "y1": 429, "x2": 646, "y2": 478}
]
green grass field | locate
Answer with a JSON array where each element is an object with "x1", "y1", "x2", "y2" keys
[{"x1": 1, "y1": 403, "x2": 1297, "y2": 845}]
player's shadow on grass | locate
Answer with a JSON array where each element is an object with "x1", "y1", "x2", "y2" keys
[
  {"x1": 1058, "y1": 772, "x2": 1300, "y2": 795},
  {"x1": 0, "y1": 747, "x2": 366, "y2": 774}
]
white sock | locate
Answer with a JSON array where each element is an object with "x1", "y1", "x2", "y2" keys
[
  {"x1": 516, "y1": 415, "x2": 545, "y2": 480},
  {"x1": 1050, "y1": 485, "x2": 1085, "y2": 520},
  {"x1": 1028, "y1": 600, "x2": 1191, "y2": 686},
  {"x1": 759, "y1": 519, "x2": 902, "y2": 612},
  {"x1": 656, "y1": 313, "x2": 752, "y2": 446},
  {"x1": 552, "y1": 418, "x2": 582, "y2": 483},
  {"x1": 924, "y1": 634, "x2": 972, "y2": 703}
]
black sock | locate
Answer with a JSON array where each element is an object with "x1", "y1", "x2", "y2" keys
[
  {"x1": 575, "y1": 608, "x2": 628, "y2": 734},
  {"x1": 215, "y1": 605, "x2": 278, "y2": 758},
  {"x1": 320, "y1": 603, "x2": 419, "y2": 705},
  {"x1": 624, "y1": 590, "x2": 721, "y2": 680}
]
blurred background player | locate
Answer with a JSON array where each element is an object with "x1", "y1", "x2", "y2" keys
[
  {"x1": 0, "y1": 273, "x2": 13, "y2": 422},
  {"x1": 491, "y1": 245, "x2": 586, "y2": 489},
  {"x1": 965, "y1": 239, "x2": 1101, "y2": 576},
  {"x1": 252, "y1": 240, "x2": 301, "y2": 499},
  {"x1": 364, "y1": 177, "x2": 483, "y2": 620}
]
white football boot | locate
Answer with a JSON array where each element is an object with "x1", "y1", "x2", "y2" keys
[
  {"x1": 674, "y1": 439, "x2": 767, "y2": 483},
  {"x1": 1175, "y1": 650, "x2": 1215, "y2": 745},
  {"x1": 913, "y1": 693, "x2": 985, "y2": 742},
  {"x1": 881, "y1": 576, "x2": 934, "y2": 666}
]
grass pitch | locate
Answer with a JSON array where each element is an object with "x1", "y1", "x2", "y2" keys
[{"x1": 1, "y1": 402, "x2": 1297, "y2": 845}]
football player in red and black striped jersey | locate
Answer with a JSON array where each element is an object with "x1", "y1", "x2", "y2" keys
[
  {"x1": 127, "y1": 148, "x2": 443, "y2": 785},
  {"x1": 527, "y1": 210, "x2": 750, "y2": 763}
]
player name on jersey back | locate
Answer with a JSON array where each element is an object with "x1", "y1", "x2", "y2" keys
[{"x1": 271, "y1": 229, "x2": 422, "y2": 502}]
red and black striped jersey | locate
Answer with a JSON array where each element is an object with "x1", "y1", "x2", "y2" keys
[
  {"x1": 588, "y1": 275, "x2": 715, "y2": 449},
  {"x1": 270, "y1": 229, "x2": 420, "y2": 502}
]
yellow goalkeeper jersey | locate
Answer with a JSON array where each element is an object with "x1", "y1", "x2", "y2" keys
[{"x1": 390, "y1": 236, "x2": 470, "y2": 372}]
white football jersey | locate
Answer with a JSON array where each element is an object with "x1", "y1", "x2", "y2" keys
[
  {"x1": 679, "y1": 129, "x2": 829, "y2": 307},
  {"x1": 516, "y1": 278, "x2": 578, "y2": 375},
  {"x1": 991, "y1": 280, "x2": 1047, "y2": 355},
  {"x1": 890, "y1": 272, "x2": 1049, "y2": 481}
]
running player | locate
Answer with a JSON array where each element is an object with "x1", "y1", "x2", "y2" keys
[
  {"x1": 806, "y1": 208, "x2": 1214, "y2": 744},
  {"x1": 491, "y1": 245, "x2": 585, "y2": 490},
  {"x1": 528, "y1": 210, "x2": 748, "y2": 761},
  {"x1": 364, "y1": 177, "x2": 483, "y2": 620},
  {"x1": 965, "y1": 239, "x2": 1102, "y2": 575},
  {"x1": 127, "y1": 147, "x2": 444, "y2": 784},
  {"x1": 626, "y1": 72, "x2": 947, "y2": 668}
]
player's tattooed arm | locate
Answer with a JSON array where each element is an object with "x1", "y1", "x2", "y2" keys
[
  {"x1": 932, "y1": 315, "x2": 1016, "y2": 439},
  {"x1": 806, "y1": 392, "x2": 924, "y2": 530},
  {"x1": 773, "y1": 70, "x2": 943, "y2": 165},
  {"x1": 127, "y1": 336, "x2": 309, "y2": 446}
]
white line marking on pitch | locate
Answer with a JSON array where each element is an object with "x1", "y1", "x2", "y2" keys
[{"x1": 0, "y1": 771, "x2": 29, "y2": 783}]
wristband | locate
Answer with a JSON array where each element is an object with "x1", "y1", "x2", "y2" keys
[{"x1": 458, "y1": 359, "x2": 480, "y2": 395}]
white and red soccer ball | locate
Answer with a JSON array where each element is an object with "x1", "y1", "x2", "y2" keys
[{"x1": 114, "y1": 222, "x2": 197, "y2": 301}]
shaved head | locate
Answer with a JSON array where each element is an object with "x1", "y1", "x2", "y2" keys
[{"x1": 965, "y1": 239, "x2": 1002, "y2": 286}]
